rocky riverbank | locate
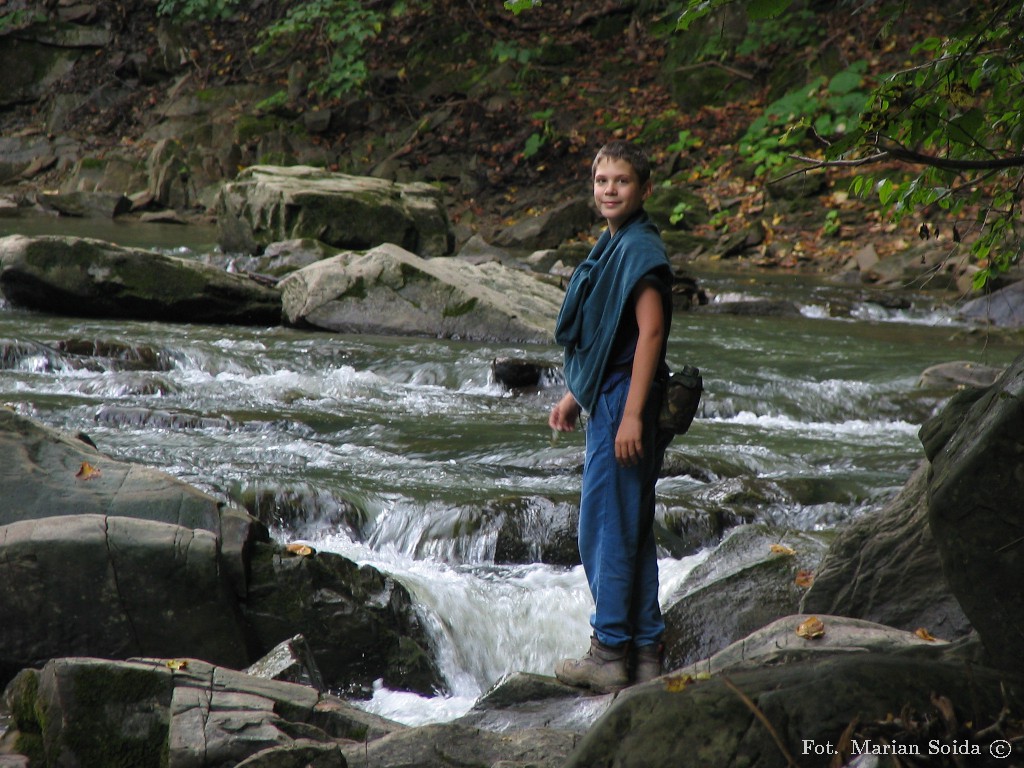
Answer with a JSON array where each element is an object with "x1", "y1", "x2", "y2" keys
[{"x1": 3, "y1": 350, "x2": 1024, "y2": 766}]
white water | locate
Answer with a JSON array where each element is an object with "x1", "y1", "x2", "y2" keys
[{"x1": 310, "y1": 526, "x2": 711, "y2": 725}]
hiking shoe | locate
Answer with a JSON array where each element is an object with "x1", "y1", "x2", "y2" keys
[
  {"x1": 633, "y1": 642, "x2": 664, "y2": 684},
  {"x1": 554, "y1": 636, "x2": 628, "y2": 694}
]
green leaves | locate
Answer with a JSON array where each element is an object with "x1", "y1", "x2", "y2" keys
[
  {"x1": 503, "y1": 0, "x2": 542, "y2": 14},
  {"x1": 677, "y1": 0, "x2": 793, "y2": 31},
  {"x1": 256, "y1": 0, "x2": 385, "y2": 99}
]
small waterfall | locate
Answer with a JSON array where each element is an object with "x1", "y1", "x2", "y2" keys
[{"x1": 314, "y1": 527, "x2": 711, "y2": 726}]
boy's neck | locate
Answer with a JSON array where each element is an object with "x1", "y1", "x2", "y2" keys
[{"x1": 607, "y1": 208, "x2": 643, "y2": 236}]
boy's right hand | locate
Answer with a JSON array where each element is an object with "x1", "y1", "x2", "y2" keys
[{"x1": 549, "y1": 392, "x2": 581, "y2": 432}]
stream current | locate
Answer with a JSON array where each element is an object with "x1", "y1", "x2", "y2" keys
[{"x1": 1, "y1": 214, "x2": 1018, "y2": 725}]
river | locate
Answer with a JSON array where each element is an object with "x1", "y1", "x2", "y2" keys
[{"x1": 1, "y1": 213, "x2": 1018, "y2": 725}]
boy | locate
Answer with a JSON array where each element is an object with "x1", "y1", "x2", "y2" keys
[{"x1": 549, "y1": 140, "x2": 673, "y2": 693}]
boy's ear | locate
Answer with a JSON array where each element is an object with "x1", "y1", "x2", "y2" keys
[{"x1": 642, "y1": 180, "x2": 654, "y2": 201}]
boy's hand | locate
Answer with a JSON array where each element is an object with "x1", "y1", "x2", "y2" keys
[
  {"x1": 549, "y1": 392, "x2": 581, "y2": 432},
  {"x1": 615, "y1": 414, "x2": 644, "y2": 466}
]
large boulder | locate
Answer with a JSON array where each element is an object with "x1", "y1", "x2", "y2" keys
[
  {"x1": 800, "y1": 461, "x2": 971, "y2": 639},
  {"x1": 0, "y1": 514, "x2": 252, "y2": 682},
  {"x1": 0, "y1": 234, "x2": 282, "y2": 325},
  {"x1": 662, "y1": 525, "x2": 830, "y2": 671},
  {"x1": 676, "y1": 614, "x2": 949, "y2": 677},
  {"x1": 279, "y1": 242, "x2": 564, "y2": 343},
  {"x1": 924, "y1": 351, "x2": 1024, "y2": 672},
  {"x1": 2, "y1": 657, "x2": 395, "y2": 768},
  {"x1": 0, "y1": 407, "x2": 259, "y2": 593},
  {"x1": 243, "y1": 541, "x2": 441, "y2": 696},
  {"x1": 215, "y1": 166, "x2": 455, "y2": 257},
  {"x1": 564, "y1": 651, "x2": 1024, "y2": 768},
  {"x1": 958, "y1": 279, "x2": 1024, "y2": 327}
]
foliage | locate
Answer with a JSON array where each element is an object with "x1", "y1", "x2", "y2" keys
[
  {"x1": 678, "y1": 0, "x2": 1024, "y2": 283},
  {"x1": 676, "y1": 0, "x2": 792, "y2": 31},
  {"x1": 739, "y1": 62, "x2": 871, "y2": 177},
  {"x1": 835, "y1": 1, "x2": 1024, "y2": 286},
  {"x1": 0, "y1": 10, "x2": 48, "y2": 33},
  {"x1": 255, "y1": 0, "x2": 387, "y2": 99},
  {"x1": 522, "y1": 108, "x2": 554, "y2": 158},
  {"x1": 156, "y1": 0, "x2": 239, "y2": 20},
  {"x1": 504, "y1": 0, "x2": 542, "y2": 15}
]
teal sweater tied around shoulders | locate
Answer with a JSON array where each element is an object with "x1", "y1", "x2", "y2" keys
[{"x1": 554, "y1": 210, "x2": 672, "y2": 415}]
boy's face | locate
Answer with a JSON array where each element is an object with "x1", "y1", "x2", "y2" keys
[{"x1": 593, "y1": 156, "x2": 652, "y2": 234}]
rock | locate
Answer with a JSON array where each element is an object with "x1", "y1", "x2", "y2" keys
[
  {"x1": 694, "y1": 298, "x2": 801, "y2": 317},
  {"x1": 564, "y1": 652, "x2": 1024, "y2": 768},
  {"x1": 493, "y1": 197, "x2": 593, "y2": 252},
  {"x1": 235, "y1": 741, "x2": 346, "y2": 768},
  {"x1": 0, "y1": 35, "x2": 78, "y2": 109},
  {"x1": 340, "y1": 721, "x2": 575, "y2": 768},
  {"x1": 958, "y1": 278, "x2": 1024, "y2": 326},
  {"x1": 491, "y1": 496, "x2": 579, "y2": 566},
  {"x1": 655, "y1": 503, "x2": 751, "y2": 558},
  {"x1": 859, "y1": 242, "x2": 960, "y2": 290},
  {"x1": 662, "y1": 524, "x2": 830, "y2": 671},
  {"x1": 456, "y1": 233, "x2": 515, "y2": 264},
  {"x1": 215, "y1": 165, "x2": 454, "y2": 257},
  {"x1": 800, "y1": 462, "x2": 971, "y2": 639},
  {"x1": 917, "y1": 359, "x2": 1004, "y2": 391},
  {"x1": 0, "y1": 514, "x2": 252, "y2": 683},
  {"x1": 243, "y1": 541, "x2": 442, "y2": 696},
  {"x1": 458, "y1": 672, "x2": 613, "y2": 733},
  {"x1": 0, "y1": 135, "x2": 59, "y2": 184},
  {"x1": 0, "y1": 234, "x2": 282, "y2": 325},
  {"x1": 2, "y1": 656, "x2": 393, "y2": 768},
  {"x1": 490, "y1": 356, "x2": 563, "y2": 392},
  {"x1": 147, "y1": 138, "x2": 197, "y2": 210},
  {"x1": 279, "y1": 242, "x2": 564, "y2": 343},
  {"x1": 924, "y1": 351, "x2": 1024, "y2": 671},
  {"x1": 0, "y1": 408, "x2": 256, "y2": 563},
  {"x1": 678, "y1": 614, "x2": 947, "y2": 677},
  {"x1": 245, "y1": 634, "x2": 326, "y2": 692},
  {"x1": 34, "y1": 190, "x2": 132, "y2": 218},
  {"x1": 59, "y1": 152, "x2": 149, "y2": 198}
]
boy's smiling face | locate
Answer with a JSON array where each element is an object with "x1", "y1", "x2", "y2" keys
[{"x1": 593, "y1": 156, "x2": 652, "y2": 234}]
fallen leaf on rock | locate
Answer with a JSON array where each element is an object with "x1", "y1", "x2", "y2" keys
[
  {"x1": 796, "y1": 616, "x2": 826, "y2": 639},
  {"x1": 770, "y1": 543, "x2": 796, "y2": 556},
  {"x1": 914, "y1": 627, "x2": 937, "y2": 642},
  {"x1": 794, "y1": 569, "x2": 815, "y2": 589},
  {"x1": 664, "y1": 673, "x2": 695, "y2": 693},
  {"x1": 285, "y1": 542, "x2": 316, "y2": 557},
  {"x1": 165, "y1": 659, "x2": 188, "y2": 670},
  {"x1": 75, "y1": 462, "x2": 101, "y2": 480}
]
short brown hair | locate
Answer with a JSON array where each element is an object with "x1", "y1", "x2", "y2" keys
[{"x1": 592, "y1": 140, "x2": 652, "y2": 186}]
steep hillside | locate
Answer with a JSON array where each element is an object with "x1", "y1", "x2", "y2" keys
[{"x1": 0, "y1": 1, "x2": 948, "y2": 269}]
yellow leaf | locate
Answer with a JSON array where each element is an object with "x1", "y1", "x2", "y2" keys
[
  {"x1": 285, "y1": 542, "x2": 315, "y2": 557},
  {"x1": 165, "y1": 659, "x2": 188, "y2": 670},
  {"x1": 770, "y1": 543, "x2": 796, "y2": 556},
  {"x1": 796, "y1": 616, "x2": 826, "y2": 639},
  {"x1": 75, "y1": 462, "x2": 101, "y2": 480},
  {"x1": 914, "y1": 627, "x2": 937, "y2": 642},
  {"x1": 794, "y1": 569, "x2": 815, "y2": 589},
  {"x1": 664, "y1": 673, "x2": 695, "y2": 692}
]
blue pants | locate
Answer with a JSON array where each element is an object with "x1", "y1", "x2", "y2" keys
[{"x1": 579, "y1": 373, "x2": 669, "y2": 648}]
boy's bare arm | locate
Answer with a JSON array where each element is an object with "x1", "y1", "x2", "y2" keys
[{"x1": 615, "y1": 283, "x2": 665, "y2": 466}]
